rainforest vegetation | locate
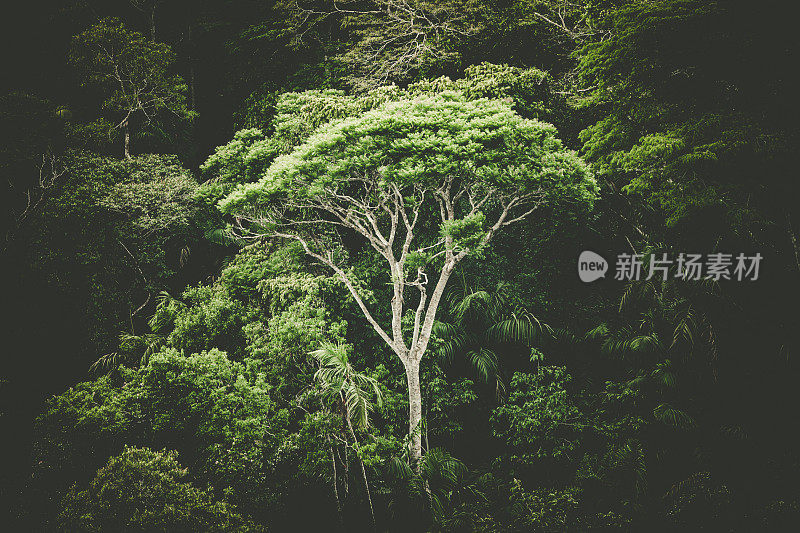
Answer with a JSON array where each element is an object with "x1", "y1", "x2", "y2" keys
[{"x1": 1, "y1": 1, "x2": 799, "y2": 531}]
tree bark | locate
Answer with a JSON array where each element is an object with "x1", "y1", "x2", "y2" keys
[
  {"x1": 150, "y1": 5, "x2": 156, "y2": 41},
  {"x1": 405, "y1": 360, "x2": 423, "y2": 464},
  {"x1": 123, "y1": 118, "x2": 131, "y2": 159},
  {"x1": 187, "y1": 22, "x2": 196, "y2": 110},
  {"x1": 786, "y1": 212, "x2": 800, "y2": 274},
  {"x1": 329, "y1": 441, "x2": 344, "y2": 530}
]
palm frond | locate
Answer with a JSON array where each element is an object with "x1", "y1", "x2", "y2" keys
[
  {"x1": 311, "y1": 341, "x2": 382, "y2": 429},
  {"x1": 452, "y1": 289, "x2": 498, "y2": 324},
  {"x1": 354, "y1": 372, "x2": 384, "y2": 409},
  {"x1": 487, "y1": 311, "x2": 548, "y2": 345},
  {"x1": 550, "y1": 327, "x2": 580, "y2": 345},
  {"x1": 90, "y1": 352, "x2": 123, "y2": 374},
  {"x1": 148, "y1": 291, "x2": 183, "y2": 333},
  {"x1": 653, "y1": 403, "x2": 695, "y2": 429},
  {"x1": 432, "y1": 320, "x2": 459, "y2": 338},
  {"x1": 603, "y1": 329, "x2": 662, "y2": 357},
  {"x1": 613, "y1": 439, "x2": 647, "y2": 495},
  {"x1": 585, "y1": 323, "x2": 610, "y2": 340},
  {"x1": 466, "y1": 348, "x2": 499, "y2": 384},
  {"x1": 388, "y1": 456, "x2": 413, "y2": 481},
  {"x1": 91, "y1": 331, "x2": 164, "y2": 373},
  {"x1": 434, "y1": 332, "x2": 474, "y2": 366},
  {"x1": 652, "y1": 360, "x2": 677, "y2": 388},
  {"x1": 671, "y1": 306, "x2": 696, "y2": 349},
  {"x1": 205, "y1": 227, "x2": 245, "y2": 247}
]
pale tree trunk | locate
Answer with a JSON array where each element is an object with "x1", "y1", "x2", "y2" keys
[
  {"x1": 187, "y1": 23, "x2": 196, "y2": 110},
  {"x1": 399, "y1": 261, "x2": 454, "y2": 464},
  {"x1": 787, "y1": 212, "x2": 800, "y2": 274},
  {"x1": 123, "y1": 118, "x2": 131, "y2": 159},
  {"x1": 328, "y1": 439, "x2": 344, "y2": 530},
  {"x1": 329, "y1": 440, "x2": 344, "y2": 529},
  {"x1": 276, "y1": 181, "x2": 534, "y2": 473},
  {"x1": 405, "y1": 360, "x2": 423, "y2": 464},
  {"x1": 150, "y1": 6, "x2": 156, "y2": 41}
]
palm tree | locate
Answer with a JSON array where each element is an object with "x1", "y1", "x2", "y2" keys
[
  {"x1": 311, "y1": 341, "x2": 383, "y2": 531},
  {"x1": 432, "y1": 282, "x2": 552, "y2": 398},
  {"x1": 90, "y1": 332, "x2": 164, "y2": 374},
  {"x1": 588, "y1": 266, "x2": 719, "y2": 421},
  {"x1": 387, "y1": 448, "x2": 487, "y2": 530},
  {"x1": 89, "y1": 291, "x2": 180, "y2": 374}
]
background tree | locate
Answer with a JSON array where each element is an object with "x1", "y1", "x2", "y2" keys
[
  {"x1": 129, "y1": 0, "x2": 163, "y2": 42},
  {"x1": 69, "y1": 19, "x2": 192, "y2": 158},
  {"x1": 284, "y1": 0, "x2": 485, "y2": 89},
  {"x1": 58, "y1": 446, "x2": 264, "y2": 532}
]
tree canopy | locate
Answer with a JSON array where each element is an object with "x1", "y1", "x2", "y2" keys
[{"x1": 219, "y1": 90, "x2": 595, "y2": 462}]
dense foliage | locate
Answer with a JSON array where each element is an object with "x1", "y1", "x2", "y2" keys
[{"x1": 2, "y1": 0, "x2": 799, "y2": 531}]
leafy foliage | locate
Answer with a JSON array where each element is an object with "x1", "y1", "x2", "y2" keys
[
  {"x1": 5, "y1": 1, "x2": 800, "y2": 531},
  {"x1": 58, "y1": 446, "x2": 264, "y2": 532}
]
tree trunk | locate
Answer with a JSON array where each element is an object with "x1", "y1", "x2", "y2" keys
[
  {"x1": 329, "y1": 441, "x2": 344, "y2": 530},
  {"x1": 123, "y1": 119, "x2": 131, "y2": 159},
  {"x1": 405, "y1": 360, "x2": 423, "y2": 465},
  {"x1": 187, "y1": 23, "x2": 196, "y2": 110},
  {"x1": 150, "y1": 6, "x2": 156, "y2": 41},
  {"x1": 346, "y1": 415, "x2": 376, "y2": 531},
  {"x1": 787, "y1": 212, "x2": 800, "y2": 273}
]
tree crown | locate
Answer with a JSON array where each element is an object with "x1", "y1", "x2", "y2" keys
[{"x1": 220, "y1": 92, "x2": 596, "y2": 222}]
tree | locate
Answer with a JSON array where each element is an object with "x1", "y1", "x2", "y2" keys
[
  {"x1": 7, "y1": 151, "x2": 209, "y2": 376},
  {"x1": 0, "y1": 93, "x2": 67, "y2": 247},
  {"x1": 31, "y1": 348, "x2": 279, "y2": 527},
  {"x1": 576, "y1": 0, "x2": 799, "y2": 237},
  {"x1": 130, "y1": 0, "x2": 163, "y2": 42},
  {"x1": 220, "y1": 91, "x2": 596, "y2": 463},
  {"x1": 284, "y1": 0, "x2": 484, "y2": 89},
  {"x1": 312, "y1": 341, "x2": 383, "y2": 529},
  {"x1": 69, "y1": 19, "x2": 192, "y2": 158},
  {"x1": 58, "y1": 446, "x2": 264, "y2": 532}
]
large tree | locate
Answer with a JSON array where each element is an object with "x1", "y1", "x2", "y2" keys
[{"x1": 220, "y1": 92, "x2": 595, "y2": 463}]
